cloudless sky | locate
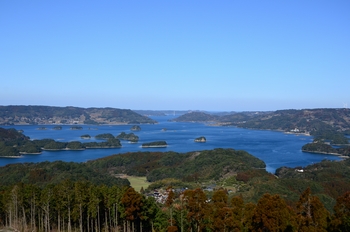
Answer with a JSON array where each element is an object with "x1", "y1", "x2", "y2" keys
[{"x1": 1, "y1": 1, "x2": 349, "y2": 111}]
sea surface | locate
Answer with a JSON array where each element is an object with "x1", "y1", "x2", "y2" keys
[{"x1": 0, "y1": 115, "x2": 343, "y2": 173}]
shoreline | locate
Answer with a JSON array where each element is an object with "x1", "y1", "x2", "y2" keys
[
  {"x1": 142, "y1": 145, "x2": 168, "y2": 148},
  {"x1": 302, "y1": 150, "x2": 349, "y2": 158},
  {"x1": 0, "y1": 155, "x2": 23, "y2": 158}
]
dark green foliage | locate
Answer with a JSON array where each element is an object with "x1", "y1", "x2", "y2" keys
[
  {"x1": 0, "y1": 141, "x2": 18, "y2": 156},
  {"x1": 0, "y1": 161, "x2": 129, "y2": 187},
  {"x1": 0, "y1": 127, "x2": 29, "y2": 142},
  {"x1": 66, "y1": 141, "x2": 84, "y2": 150},
  {"x1": 0, "y1": 128, "x2": 123, "y2": 155},
  {"x1": 43, "y1": 141, "x2": 67, "y2": 150},
  {"x1": 88, "y1": 148, "x2": 266, "y2": 184},
  {"x1": 0, "y1": 128, "x2": 40, "y2": 156},
  {"x1": 116, "y1": 132, "x2": 139, "y2": 142},
  {"x1": 302, "y1": 143, "x2": 338, "y2": 154},
  {"x1": 95, "y1": 133, "x2": 115, "y2": 139},
  {"x1": 142, "y1": 141, "x2": 167, "y2": 147},
  {"x1": 84, "y1": 138, "x2": 122, "y2": 148}
]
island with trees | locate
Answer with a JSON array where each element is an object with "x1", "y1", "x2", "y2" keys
[
  {"x1": 95, "y1": 133, "x2": 115, "y2": 140},
  {"x1": 0, "y1": 128, "x2": 122, "y2": 156},
  {"x1": 80, "y1": 134, "x2": 91, "y2": 139},
  {"x1": 141, "y1": 141, "x2": 167, "y2": 148},
  {"x1": 194, "y1": 136, "x2": 206, "y2": 143},
  {"x1": 116, "y1": 132, "x2": 139, "y2": 143},
  {"x1": 131, "y1": 125, "x2": 141, "y2": 131}
]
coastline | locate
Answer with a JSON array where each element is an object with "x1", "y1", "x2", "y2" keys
[
  {"x1": 0, "y1": 155, "x2": 23, "y2": 158},
  {"x1": 142, "y1": 145, "x2": 168, "y2": 148},
  {"x1": 302, "y1": 150, "x2": 349, "y2": 158}
]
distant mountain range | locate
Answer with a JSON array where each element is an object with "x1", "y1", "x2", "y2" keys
[{"x1": 0, "y1": 105, "x2": 157, "y2": 125}]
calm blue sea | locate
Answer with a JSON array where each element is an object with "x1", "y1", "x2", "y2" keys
[{"x1": 0, "y1": 115, "x2": 342, "y2": 173}]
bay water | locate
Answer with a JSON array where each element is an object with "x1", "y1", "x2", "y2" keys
[{"x1": 0, "y1": 115, "x2": 342, "y2": 173}]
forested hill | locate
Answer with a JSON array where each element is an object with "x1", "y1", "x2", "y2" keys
[
  {"x1": 0, "y1": 160, "x2": 129, "y2": 187},
  {"x1": 87, "y1": 148, "x2": 266, "y2": 182},
  {"x1": 173, "y1": 108, "x2": 350, "y2": 133},
  {"x1": 170, "y1": 111, "x2": 219, "y2": 122},
  {"x1": 226, "y1": 108, "x2": 350, "y2": 133},
  {"x1": 0, "y1": 105, "x2": 157, "y2": 125}
]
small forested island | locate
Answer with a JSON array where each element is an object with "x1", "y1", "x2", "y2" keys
[
  {"x1": 131, "y1": 125, "x2": 141, "y2": 131},
  {"x1": 53, "y1": 126, "x2": 62, "y2": 130},
  {"x1": 95, "y1": 133, "x2": 115, "y2": 140},
  {"x1": 194, "y1": 136, "x2": 206, "y2": 143},
  {"x1": 116, "y1": 132, "x2": 139, "y2": 142},
  {"x1": 70, "y1": 126, "x2": 83, "y2": 130},
  {"x1": 80, "y1": 134, "x2": 91, "y2": 139},
  {"x1": 0, "y1": 128, "x2": 122, "y2": 156},
  {"x1": 37, "y1": 127, "x2": 47, "y2": 130},
  {"x1": 141, "y1": 141, "x2": 167, "y2": 148}
]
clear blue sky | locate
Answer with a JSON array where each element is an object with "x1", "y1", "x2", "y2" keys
[{"x1": 1, "y1": 1, "x2": 349, "y2": 111}]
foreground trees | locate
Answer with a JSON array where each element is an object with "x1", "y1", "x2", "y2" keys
[{"x1": 1, "y1": 182, "x2": 350, "y2": 232}]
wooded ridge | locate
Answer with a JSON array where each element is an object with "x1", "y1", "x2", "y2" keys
[{"x1": 0, "y1": 105, "x2": 157, "y2": 125}]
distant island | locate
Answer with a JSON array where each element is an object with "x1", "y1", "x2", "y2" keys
[
  {"x1": 0, "y1": 128, "x2": 122, "y2": 156},
  {"x1": 116, "y1": 132, "x2": 139, "y2": 143},
  {"x1": 0, "y1": 105, "x2": 157, "y2": 125},
  {"x1": 194, "y1": 136, "x2": 206, "y2": 143},
  {"x1": 131, "y1": 125, "x2": 141, "y2": 131},
  {"x1": 95, "y1": 133, "x2": 115, "y2": 140},
  {"x1": 71, "y1": 126, "x2": 83, "y2": 130},
  {"x1": 80, "y1": 134, "x2": 91, "y2": 139},
  {"x1": 142, "y1": 141, "x2": 167, "y2": 148}
]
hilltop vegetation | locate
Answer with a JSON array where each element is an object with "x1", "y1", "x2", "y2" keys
[
  {"x1": 86, "y1": 149, "x2": 350, "y2": 212},
  {"x1": 0, "y1": 105, "x2": 156, "y2": 125},
  {"x1": 88, "y1": 149, "x2": 265, "y2": 183},
  {"x1": 1, "y1": 149, "x2": 350, "y2": 231},
  {"x1": 0, "y1": 161, "x2": 129, "y2": 187}
]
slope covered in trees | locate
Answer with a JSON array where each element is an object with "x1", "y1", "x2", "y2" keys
[
  {"x1": 0, "y1": 161, "x2": 129, "y2": 187},
  {"x1": 1, "y1": 182, "x2": 350, "y2": 231},
  {"x1": 1, "y1": 149, "x2": 350, "y2": 231},
  {"x1": 87, "y1": 149, "x2": 266, "y2": 182}
]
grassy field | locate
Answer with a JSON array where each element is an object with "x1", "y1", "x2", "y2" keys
[{"x1": 126, "y1": 176, "x2": 150, "y2": 192}]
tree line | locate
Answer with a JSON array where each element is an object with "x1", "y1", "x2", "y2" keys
[{"x1": 1, "y1": 181, "x2": 350, "y2": 232}]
